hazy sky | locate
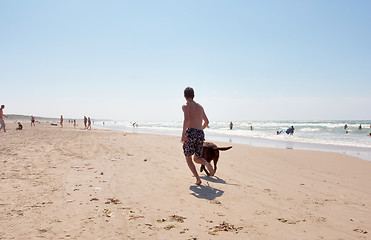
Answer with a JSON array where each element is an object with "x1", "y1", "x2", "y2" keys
[{"x1": 1, "y1": 0, "x2": 370, "y2": 121}]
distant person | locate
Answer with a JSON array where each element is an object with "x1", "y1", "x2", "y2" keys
[
  {"x1": 358, "y1": 124, "x2": 362, "y2": 130},
  {"x1": 84, "y1": 116, "x2": 87, "y2": 129},
  {"x1": 73, "y1": 119, "x2": 77, "y2": 128},
  {"x1": 181, "y1": 87, "x2": 214, "y2": 185},
  {"x1": 287, "y1": 126, "x2": 295, "y2": 135},
  {"x1": 278, "y1": 126, "x2": 295, "y2": 135},
  {"x1": 31, "y1": 115, "x2": 35, "y2": 127},
  {"x1": 250, "y1": 125, "x2": 253, "y2": 131},
  {"x1": 344, "y1": 124, "x2": 348, "y2": 130},
  {"x1": 16, "y1": 122, "x2": 23, "y2": 130},
  {"x1": 60, "y1": 115, "x2": 63, "y2": 128},
  {"x1": 87, "y1": 117, "x2": 91, "y2": 130},
  {"x1": 0, "y1": 105, "x2": 8, "y2": 132},
  {"x1": 230, "y1": 122, "x2": 233, "y2": 130}
]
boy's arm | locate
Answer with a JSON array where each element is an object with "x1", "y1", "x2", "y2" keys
[
  {"x1": 181, "y1": 105, "x2": 189, "y2": 142},
  {"x1": 201, "y1": 107, "x2": 209, "y2": 129}
]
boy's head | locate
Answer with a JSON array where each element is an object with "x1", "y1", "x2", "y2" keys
[
  {"x1": 184, "y1": 87, "x2": 194, "y2": 99},
  {"x1": 1, "y1": 105, "x2": 4, "y2": 109}
]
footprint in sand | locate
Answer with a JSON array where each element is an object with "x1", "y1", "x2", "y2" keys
[
  {"x1": 277, "y1": 218, "x2": 306, "y2": 224},
  {"x1": 164, "y1": 224, "x2": 175, "y2": 230},
  {"x1": 353, "y1": 228, "x2": 368, "y2": 234},
  {"x1": 208, "y1": 221, "x2": 243, "y2": 235},
  {"x1": 209, "y1": 200, "x2": 221, "y2": 205},
  {"x1": 169, "y1": 215, "x2": 186, "y2": 223}
]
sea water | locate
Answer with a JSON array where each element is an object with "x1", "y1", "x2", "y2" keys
[{"x1": 97, "y1": 120, "x2": 371, "y2": 161}]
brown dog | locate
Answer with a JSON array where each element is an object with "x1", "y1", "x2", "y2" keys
[{"x1": 200, "y1": 142, "x2": 232, "y2": 176}]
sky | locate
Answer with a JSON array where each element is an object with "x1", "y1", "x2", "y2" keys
[{"x1": 1, "y1": 0, "x2": 370, "y2": 121}]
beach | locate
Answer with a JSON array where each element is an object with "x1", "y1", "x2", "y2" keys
[{"x1": 1, "y1": 123, "x2": 370, "y2": 240}]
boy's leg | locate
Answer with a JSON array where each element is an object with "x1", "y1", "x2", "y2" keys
[
  {"x1": 185, "y1": 156, "x2": 202, "y2": 185},
  {"x1": 193, "y1": 155, "x2": 215, "y2": 176},
  {"x1": 0, "y1": 119, "x2": 5, "y2": 131}
]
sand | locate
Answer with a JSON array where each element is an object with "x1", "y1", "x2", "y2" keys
[{"x1": 0, "y1": 122, "x2": 370, "y2": 240}]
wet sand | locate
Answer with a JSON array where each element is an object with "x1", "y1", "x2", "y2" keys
[{"x1": 0, "y1": 123, "x2": 370, "y2": 239}]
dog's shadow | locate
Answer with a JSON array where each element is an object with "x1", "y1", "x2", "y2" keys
[{"x1": 189, "y1": 184, "x2": 224, "y2": 200}]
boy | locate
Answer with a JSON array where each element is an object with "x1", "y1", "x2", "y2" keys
[
  {"x1": 0, "y1": 105, "x2": 8, "y2": 132},
  {"x1": 182, "y1": 87, "x2": 214, "y2": 185}
]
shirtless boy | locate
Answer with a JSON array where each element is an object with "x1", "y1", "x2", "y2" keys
[
  {"x1": 182, "y1": 87, "x2": 214, "y2": 185},
  {"x1": 0, "y1": 105, "x2": 8, "y2": 132},
  {"x1": 31, "y1": 115, "x2": 35, "y2": 127},
  {"x1": 60, "y1": 115, "x2": 63, "y2": 128}
]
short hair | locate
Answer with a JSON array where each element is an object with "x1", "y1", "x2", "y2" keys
[
  {"x1": 184, "y1": 87, "x2": 194, "y2": 99},
  {"x1": 1, "y1": 105, "x2": 4, "y2": 108}
]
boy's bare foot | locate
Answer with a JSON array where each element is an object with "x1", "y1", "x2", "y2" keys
[
  {"x1": 195, "y1": 179, "x2": 202, "y2": 185},
  {"x1": 206, "y1": 163, "x2": 215, "y2": 176}
]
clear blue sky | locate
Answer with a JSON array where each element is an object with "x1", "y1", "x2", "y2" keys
[{"x1": 1, "y1": 0, "x2": 370, "y2": 121}]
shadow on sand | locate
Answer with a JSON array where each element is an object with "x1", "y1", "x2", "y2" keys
[
  {"x1": 200, "y1": 175, "x2": 241, "y2": 186},
  {"x1": 189, "y1": 184, "x2": 224, "y2": 200}
]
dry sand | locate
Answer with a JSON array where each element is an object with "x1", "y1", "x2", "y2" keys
[{"x1": 0, "y1": 122, "x2": 370, "y2": 239}]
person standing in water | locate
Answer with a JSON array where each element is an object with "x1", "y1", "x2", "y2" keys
[{"x1": 181, "y1": 87, "x2": 214, "y2": 185}]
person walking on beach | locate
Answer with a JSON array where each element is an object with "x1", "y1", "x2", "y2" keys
[
  {"x1": 84, "y1": 116, "x2": 87, "y2": 129},
  {"x1": 0, "y1": 105, "x2": 8, "y2": 132},
  {"x1": 60, "y1": 115, "x2": 63, "y2": 128},
  {"x1": 31, "y1": 115, "x2": 35, "y2": 127},
  {"x1": 182, "y1": 87, "x2": 215, "y2": 185},
  {"x1": 230, "y1": 121, "x2": 233, "y2": 130},
  {"x1": 87, "y1": 117, "x2": 91, "y2": 130}
]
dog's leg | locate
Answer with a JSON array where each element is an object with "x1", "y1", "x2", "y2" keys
[
  {"x1": 213, "y1": 151, "x2": 219, "y2": 175},
  {"x1": 200, "y1": 165, "x2": 210, "y2": 176}
]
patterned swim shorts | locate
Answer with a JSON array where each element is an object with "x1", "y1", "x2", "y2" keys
[{"x1": 183, "y1": 128, "x2": 204, "y2": 157}]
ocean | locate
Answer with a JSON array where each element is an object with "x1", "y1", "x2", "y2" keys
[{"x1": 96, "y1": 120, "x2": 371, "y2": 161}]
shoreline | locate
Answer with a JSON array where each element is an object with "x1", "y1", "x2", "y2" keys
[
  {"x1": 206, "y1": 131, "x2": 371, "y2": 162},
  {"x1": 95, "y1": 124, "x2": 371, "y2": 162}
]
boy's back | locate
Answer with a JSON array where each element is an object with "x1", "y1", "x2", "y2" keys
[{"x1": 183, "y1": 100, "x2": 205, "y2": 130}]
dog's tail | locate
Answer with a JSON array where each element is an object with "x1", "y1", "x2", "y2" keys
[{"x1": 214, "y1": 146, "x2": 232, "y2": 151}]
